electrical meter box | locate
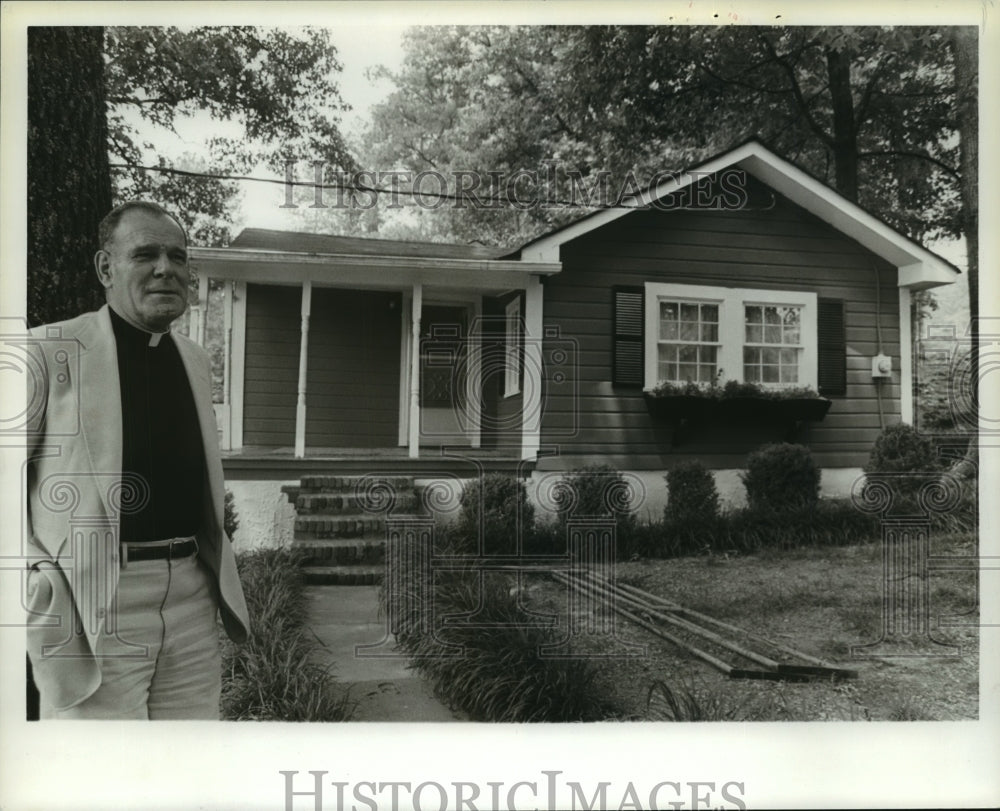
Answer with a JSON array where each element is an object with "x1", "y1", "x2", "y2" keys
[{"x1": 871, "y1": 354, "x2": 892, "y2": 378}]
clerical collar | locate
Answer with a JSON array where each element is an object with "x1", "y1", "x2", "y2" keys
[{"x1": 109, "y1": 306, "x2": 171, "y2": 348}]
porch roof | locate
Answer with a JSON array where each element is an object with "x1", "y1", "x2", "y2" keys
[
  {"x1": 231, "y1": 228, "x2": 512, "y2": 260},
  {"x1": 190, "y1": 229, "x2": 560, "y2": 291}
]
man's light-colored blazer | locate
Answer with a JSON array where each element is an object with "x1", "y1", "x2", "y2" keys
[{"x1": 25, "y1": 305, "x2": 250, "y2": 711}]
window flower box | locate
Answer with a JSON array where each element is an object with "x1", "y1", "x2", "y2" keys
[{"x1": 643, "y1": 381, "x2": 831, "y2": 439}]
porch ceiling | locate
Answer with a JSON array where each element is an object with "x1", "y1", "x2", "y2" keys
[{"x1": 189, "y1": 246, "x2": 561, "y2": 291}]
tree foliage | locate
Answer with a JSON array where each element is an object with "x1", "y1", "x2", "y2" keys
[
  {"x1": 27, "y1": 26, "x2": 354, "y2": 326},
  {"x1": 365, "y1": 26, "x2": 967, "y2": 251},
  {"x1": 105, "y1": 26, "x2": 354, "y2": 246},
  {"x1": 27, "y1": 26, "x2": 112, "y2": 326}
]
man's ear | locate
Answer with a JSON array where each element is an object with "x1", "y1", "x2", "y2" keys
[{"x1": 94, "y1": 250, "x2": 112, "y2": 288}]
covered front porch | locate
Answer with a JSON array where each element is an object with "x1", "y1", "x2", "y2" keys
[{"x1": 186, "y1": 230, "x2": 560, "y2": 467}]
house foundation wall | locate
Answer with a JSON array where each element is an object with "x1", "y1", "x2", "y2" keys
[
  {"x1": 224, "y1": 465, "x2": 866, "y2": 552},
  {"x1": 226, "y1": 479, "x2": 298, "y2": 552}
]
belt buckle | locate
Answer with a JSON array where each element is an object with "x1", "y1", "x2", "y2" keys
[{"x1": 169, "y1": 537, "x2": 197, "y2": 562}]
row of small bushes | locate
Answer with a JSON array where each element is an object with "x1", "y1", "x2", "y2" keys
[
  {"x1": 390, "y1": 540, "x2": 624, "y2": 722},
  {"x1": 221, "y1": 547, "x2": 354, "y2": 721},
  {"x1": 450, "y1": 424, "x2": 976, "y2": 561}
]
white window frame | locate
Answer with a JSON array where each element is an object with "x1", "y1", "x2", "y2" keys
[
  {"x1": 643, "y1": 282, "x2": 817, "y2": 391},
  {"x1": 504, "y1": 296, "x2": 521, "y2": 397}
]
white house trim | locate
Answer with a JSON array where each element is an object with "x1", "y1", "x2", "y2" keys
[
  {"x1": 408, "y1": 284, "x2": 423, "y2": 459},
  {"x1": 294, "y1": 280, "x2": 312, "y2": 458},
  {"x1": 190, "y1": 247, "x2": 560, "y2": 291},
  {"x1": 899, "y1": 287, "x2": 914, "y2": 424},
  {"x1": 517, "y1": 140, "x2": 959, "y2": 293},
  {"x1": 643, "y1": 281, "x2": 817, "y2": 392},
  {"x1": 504, "y1": 296, "x2": 522, "y2": 398},
  {"x1": 521, "y1": 276, "x2": 544, "y2": 461}
]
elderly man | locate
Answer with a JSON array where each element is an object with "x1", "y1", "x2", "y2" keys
[{"x1": 25, "y1": 201, "x2": 249, "y2": 719}]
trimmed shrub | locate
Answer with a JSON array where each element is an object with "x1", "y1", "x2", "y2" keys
[
  {"x1": 456, "y1": 473, "x2": 534, "y2": 555},
  {"x1": 741, "y1": 443, "x2": 820, "y2": 511},
  {"x1": 864, "y1": 423, "x2": 942, "y2": 501},
  {"x1": 556, "y1": 465, "x2": 639, "y2": 558},
  {"x1": 556, "y1": 464, "x2": 637, "y2": 526},
  {"x1": 865, "y1": 423, "x2": 939, "y2": 474},
  {"x1": 665, "y1": 462, "x2": 720, "y2": 524}
]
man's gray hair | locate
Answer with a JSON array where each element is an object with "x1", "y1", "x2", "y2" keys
[{"x1": 98, "y1": 201, "x2": 188, "y2": 250}]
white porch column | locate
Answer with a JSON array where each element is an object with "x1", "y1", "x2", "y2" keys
[
  {"x1": 294, "y1": 280, "x2": 312, "y2": 458},
  {"x1": 521, "y1": 276, "x2": 543, "y2": 461},
  {"x1": 408, "y1": 284, "x2": 423, "y2": 458},
  {"x1": 899, "y1": 286, "x2": 913, "y2": 424}
]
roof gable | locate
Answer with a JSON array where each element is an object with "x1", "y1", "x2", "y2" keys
[{"x1": 515, "y1": 140, "x2": 959, "y2": 290}]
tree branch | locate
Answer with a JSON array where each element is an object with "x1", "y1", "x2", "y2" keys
[
  {"x1": 758, "y1": 33, "x2": 834, "y2": 147},
  {"x1": 857, "y1": 149, "x2": 960, "y2": 179},
  {"x1": 854, "y1": 56, "x2": 888, "y2": 131}
]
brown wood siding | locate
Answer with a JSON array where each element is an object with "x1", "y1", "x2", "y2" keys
[
  {"x1": 243, "y1": 284, "x2": 299, "y2": 446},
  {"x1": 305, "y1": 288, "x2": 401, "y2": 448},
  {"x1": 540, "y1": 177, "x2": 901, "y2": 469}
]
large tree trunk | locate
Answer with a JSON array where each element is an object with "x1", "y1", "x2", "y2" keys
[
  {"x1": 27, "y1": 27, "x2": 112, "y2": 327},
  {"x1": 947, "y1": 27, "x2": 978, "y2": 477},
  {"x1": 825, "y1": 46, "x2": 859, "y2": 201},
  {"x1": 949, "y1": 28, "x2": 978, "y2": 348}
]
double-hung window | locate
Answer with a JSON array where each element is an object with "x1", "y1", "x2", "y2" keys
[{"x1": 644, "y1": 283, "x2": 817, "y2": 390}]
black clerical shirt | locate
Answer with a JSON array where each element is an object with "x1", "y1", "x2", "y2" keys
[{"x1": 110, "y1": 307, "x2": 205, "y2": 543}]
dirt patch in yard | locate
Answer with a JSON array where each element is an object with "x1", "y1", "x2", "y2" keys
[{"x1": 521, "y1": 535, "x2": 979, "y2": 721}]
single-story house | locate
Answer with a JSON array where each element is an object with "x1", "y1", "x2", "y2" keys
[{"x1": 184, "y1": 140, "x2": 959, "y2": 546}]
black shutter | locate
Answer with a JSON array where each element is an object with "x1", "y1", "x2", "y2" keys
[
  {"x1": 613, "y1": 286, "x2": 644, "y2": 387},
  {"x1": 817, "y1": 298, "x2": 846, "y2": 395}
]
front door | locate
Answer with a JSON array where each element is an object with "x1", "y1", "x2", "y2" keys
[{"x1": 420, "y1": 304, "x2": 473, "y2": 446}]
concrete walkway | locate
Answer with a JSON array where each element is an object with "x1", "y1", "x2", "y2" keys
[{"x1": 304, "y1": 585, "x2": 467, "y2": 721}]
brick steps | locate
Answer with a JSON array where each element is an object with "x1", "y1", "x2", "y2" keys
[
  {"x1": 288, "y1": 474, "x2": 423, "y2": 585},
  {"x1": 295, "y1": 491, "x2": 420, "y2": 515},
  {"x1": 301, "y1": 565, "x2": 383, "y2": 586},
  {"x1": 295, "y1": 538, "x2": 386, "y2": 566}
]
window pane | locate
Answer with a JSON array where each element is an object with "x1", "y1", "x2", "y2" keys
[
  {"x1": 762, "y1": 364, "x2": 779, "y2": 383},
  {"x1": 702, "y1": 304, "x2": 718, "y2": 323},
  {"x1": 701, "y1": 323, "x2": 718, "y2": 342},
  {"x1": 679, "y1": 345, "x2": 697, "y2": 363},
  {"x1": 661, "y1": 302, "x2": 678, "y2": 322},
  {"x1": 764, "y1": 325, "x2": 782, "y2": 344},
  {"x1": 745, "y1": 365, "x2": 760, "y2": 382},
  {"x1": 780, "y1": 365, "x2": 799, "y2": 383},
  {"x1": 680, "y1": 321, "x2": 699, "y2": 341},
  {"x1": 746, "y1": 324, "x2": 762, "y2": 343},
  {"x1": 745, "y1": 305, "x2": 762, "y2": 325},
  {"x1": 764, "y1": 306, "x2": 781, "y2": 326},
  {"x1": 679, "y1": 363, "x2": 697, "y2": 381},
  {"x1": 780, "y1": 348, "x2": 797, "y2": 365},
  {"x1": 680, "y1": 303, "x2": 700, "y2": 322},
  {"x1": 783, "y1": 325, "x2": 800, "y2": 344},
  {"x1": 700, "y1": 346, "x2": 718, "y2": 364},
  {"x1": 763, "y1": 347, "x2": 779, "y2": 365}
]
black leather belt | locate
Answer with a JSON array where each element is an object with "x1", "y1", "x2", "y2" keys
[{"x1": 121, "y1": 538, "x2": 198, "y2": 568}]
